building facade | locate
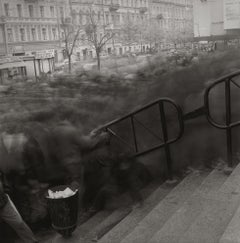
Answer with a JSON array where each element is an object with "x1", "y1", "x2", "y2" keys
[
  {"x1": 69, "y1": 0, "x2": 151, "y2": 58},
  {"x1": 193, "y1": 0, "x2": 240, "y2": 39},
  {"x1": 0, "y1": 0, "x2": 194, "y2": 61},
  {"x1": 150, "y1": 0, "x2": 193, "y2": 34},
  {"x1": 0, "y1": 0, "x2": 69, "y2": 61},
  {"x1": 69, "y1": 0, "x2": 193, "y2": 58}
]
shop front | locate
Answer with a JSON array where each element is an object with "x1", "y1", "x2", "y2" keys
[{"x1": 0, "y1": 57, "x2": 27, "y2": 83}]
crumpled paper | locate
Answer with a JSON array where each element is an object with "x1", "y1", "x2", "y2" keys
[{"x1": 47, "y1": 187, "x2": 77, "y2": 199}]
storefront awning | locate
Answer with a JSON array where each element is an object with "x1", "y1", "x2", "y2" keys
[{"x1": 0, "y1": 61, "x2": 26, "y2": 70}]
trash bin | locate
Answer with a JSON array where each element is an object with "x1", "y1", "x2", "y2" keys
[{"x1": 46, "y1": 185, "x2": 79, "y2": 238}]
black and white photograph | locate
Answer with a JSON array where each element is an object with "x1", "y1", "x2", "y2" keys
[{"x1": 0, "y1": 0, "x2": 240, "y2": 242}]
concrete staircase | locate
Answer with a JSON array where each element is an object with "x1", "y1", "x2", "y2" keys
[{"x1": 45, "y1": 163, "x2": 240, "y2": 243}]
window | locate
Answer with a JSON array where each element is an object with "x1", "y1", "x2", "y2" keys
[
  {"x1": 40, "y1": 6, "x2": 44, "y2": 18},
  {"x1": 31, "y1": 28, "x2": 36, "y2": 40},
  {"x1": 59, "y1": 7, "x2": 64, "y2": 19},
  {"x1": 29, "y1": 5, "x2": 34, "y2": 17},
  {"x1": 52, "y1": 28, "x2": 56, "y2": 40},
  {"x1": 79, "y1": 12, "x2": 82, "y2": 25},
  {"x1": 4, "y1": 3, "x2": 9, "y2": 16},
  {"x1": 7, "y1": 28, "x2": 13, "y2": 42},
  {"x1": 42, "y1": 28, "x2": 47, "y2": 40},
  {"x1": 106, "y1": 14, "x2": 109, "y2": 24},
  {"x1": 50, "y1": 6, "x2": 55, "y2": 17},
  {"x1": 20, "y1": 28, "x2": 25, "y2": 41},
  {"x1": 17, "y1": 4, "x2": 22, "y2": 17}
]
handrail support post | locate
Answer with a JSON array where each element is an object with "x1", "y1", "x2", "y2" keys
[
  {"x1": 225, "y1": 79, "x2": 233, "y2": 167},
  {"x1": 159, "y1": 101, "x2": 173, "y2": 180}
]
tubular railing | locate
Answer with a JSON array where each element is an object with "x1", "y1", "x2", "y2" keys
[
  {"x1": 204, "y1": 70, "x2": 240, "y2": 167},
  {"x1": 100, "y1": 70, "x2": 240, "y2": 178},
  {"x1": 101, "y1": 98, "x2": 184, "y2": 180}
]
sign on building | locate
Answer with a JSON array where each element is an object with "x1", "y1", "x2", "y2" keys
[
  {"x1": 35, "y1": 49, "x2": 55, "y2": 59},
  {"x1": 0, "y1": 56, "x2": 22, "y2": 65},
  {"x1": 223, "y1": 0, "x2": 240, "y2": 29}
]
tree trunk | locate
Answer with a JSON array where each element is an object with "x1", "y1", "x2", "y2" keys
[
  {"x1": 96, "y1": 51, "x2": 101, "y2": 71},
  {"x1": 68, "y1": 55, "x2": 71, "y2": 73}
]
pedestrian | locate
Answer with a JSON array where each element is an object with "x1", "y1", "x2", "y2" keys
[
  {"x1": 0, "y1": 170, "x2": 38, "y2": 243},
  {"x1": 50, "y1": 122, "x2": 110, "y2": 190}
]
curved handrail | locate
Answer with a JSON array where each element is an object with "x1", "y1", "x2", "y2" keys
[
  {"x1": 101, "y1": 97, "x2": 184, "y2": 133},
  {"x1": 204, "y1": 70, "x2": 240, "y2": 129},
  {"x1": 204, "y1": 69, "x2": 240, "y2": 167},
  {"x1": 100, "y1": 97, "x2": 184, "y2": 179}
]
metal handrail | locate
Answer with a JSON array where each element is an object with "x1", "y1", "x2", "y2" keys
[
  {"x1": 100, "y1": 97, "x2": 184, "y2": 179},
  {"x1": 204, "y1": 70, "x2": 240, "y2": 167},
  {"x1": 99, "y1": 70, "x2": 240, "y2": 176}
]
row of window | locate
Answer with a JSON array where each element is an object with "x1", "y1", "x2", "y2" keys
[
  {"x1": 74, "y1": 11, "x2": 148, "y2": 25},
  {"x1": 151, "y1": 6, "x2": 191, "y2": 18},
  {"x1": 78, "y1": 0, "x2": 148, "y2": 8},
  {"x1": 155, "y1": 19, "x2": 191, "y2": 30},
  {"x1": 4, "y1": 3, "x2": 64, "y2": 19},
  {"x1": 7, "y1": 27, "x2": 58, "y2": 42}
]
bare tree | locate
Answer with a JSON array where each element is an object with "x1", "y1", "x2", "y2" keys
[
  {"x1": 120, "y1": 15, "x2": 139, "y2": 50},
  {"x1": 61, "y1": 17, "x2": 81, "y2": 72},
  {"x1": 83, "y1": 9, "x2": 115, "y2": 70},
  {"x1": 142, "y1": 18, "x2": 164, "y2": 52}
]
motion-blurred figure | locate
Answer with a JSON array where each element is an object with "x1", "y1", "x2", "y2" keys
[{"x1": 0, "y1": 170, "x2": 38, "y2": 243}]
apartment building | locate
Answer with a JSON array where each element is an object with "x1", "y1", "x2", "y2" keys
[
  {"x1": 150, "y1": 0, "x2": 193, "y2": 33},
  {"x1": 0, "y1": 0, "x2": 69, "y2": 61},
  {"x1": 69, "y1": 0, "x2": 193, "y2": 58},
  {"x1": 193, "y1": 0, "x2": 240, "y2": 40},
  {"x1": 0, "y1": 0, "x2": 193, "y2": 61},
  {"x1": 69, "y1": 0, "x2": 150, "y2": 58}
]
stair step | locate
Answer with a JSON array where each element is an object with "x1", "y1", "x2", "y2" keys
[
  {"x1": 48, "y1": 210, "x2": 113, "y2": 243},
  {"x1": 84, "y1": 206, "x2": 132, "y2": 243},
  {"x1": 148, "y1": 167, "x2": 228, "y2": 243},
  {"x1": 178, "y1": 163, "x2": 240, "y2": 243},
  {"x1": 45, "y1": 180, "x2": 162, "y2": 243},
  {"x1": 97, "y1": 181, "x2": 173, "y2": 243},
  {"x1": 219, "y1": 202, "x2": 240, "y2": 243},
  {"x1": 84, "y1": 181, "x2": 164, "y2": 242},
  {"x1": 119, "y1": 170, "x2": 210, "y2": 243}
]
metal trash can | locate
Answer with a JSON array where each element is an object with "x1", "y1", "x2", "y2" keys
[{"x1": 46, "y1": 185, "x2": 79, "y2": 238}]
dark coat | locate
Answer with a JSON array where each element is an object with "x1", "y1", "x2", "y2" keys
[{"x1": 0, "y1": 171, "x2": 9, "y2": 208}]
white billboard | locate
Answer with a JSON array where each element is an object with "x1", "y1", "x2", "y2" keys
[
  {"x1": 35, "y1": 49, "x2": 55, "y2": 59},
  {"x1": 224, "y1": 0, "x2": 240, "y2": 29}
]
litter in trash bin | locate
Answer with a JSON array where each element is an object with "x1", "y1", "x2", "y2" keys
[{"x1": 47, "y1": 187, "x2": 78, "y2": 199}]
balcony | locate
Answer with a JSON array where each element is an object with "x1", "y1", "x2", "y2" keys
[
  {"x1": 3, "y1": 16, "x2": 57, "y2": 24},
  {"x1": 139, "y1": 7, "x2": 147, "y2": 14},
  {"x1": 24, "y1": 0, "x2": 38, "y2": 2},
  {"x1": 109, "y1": 4, "x2": 120, "y2": 12}
]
